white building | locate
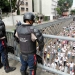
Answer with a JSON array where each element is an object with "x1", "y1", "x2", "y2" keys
[
  {"x1": 34, "y1": 0, "x2": 41, "y2": 13},
  {"x1": 34, "y1": 0, "x2": 58, "y2": 20},
  {"x1": 19, "y1": 0, "x2": 33, "y2": 14},
  {"x1": 71, "y1": 0, "x2": 75, "y2": 10}
]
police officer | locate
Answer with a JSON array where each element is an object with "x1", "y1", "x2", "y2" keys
[
  {"x1": 15, "y1": 12, "x2": 44, "y2": 75},
  {"x1": 0, "y1": 14, "x2": 3, "y2": 69},
  {"x1": 0, "y1": 20, "x2": 16, "y2": 73},
  {"x1": 16, "y1": 21, "x2": 22, "y2": 27}
]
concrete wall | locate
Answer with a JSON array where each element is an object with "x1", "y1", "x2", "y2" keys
[{"x1": 2, "y1": 15, "x2": 23, "y2": 26}]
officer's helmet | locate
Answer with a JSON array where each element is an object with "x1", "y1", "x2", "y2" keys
[
  {"x1": 0, "y1": 20, "x2": 5, "y2": 26},
  {"x1": 23, "y1": 12, "x2": 35, "y2": 22}
]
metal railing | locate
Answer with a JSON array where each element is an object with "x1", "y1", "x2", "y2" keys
[
  {"x1": 6, "y1": 16, "x2": 75, "y2": 75},
  {"x1": 6, "y1": 31, "x2": 74, "y2": 75}
]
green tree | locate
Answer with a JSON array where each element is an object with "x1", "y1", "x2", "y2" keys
[
  {"x1": 0, "y1": 0, "x2": 21, "y2": 15},
  {"x1": 71, "y1": 10, "x2": 75, "y2": 15},
  {"x1": 0, "y1": 0, "x2": 10, "y2": 13},
  {"x1": 15, "y1": 0, "x2": 21, "y2": 15},
  {"x1": 10, "y1": 0, "x2": 16, "y2": 12},
  {"x1": 56, "y1": 7, "x2": 62, "y2": 16},
  {"x1": 10, "y1": 0, "x2": 21, "y2": 15},
  {"x1": 0, "y1": 0, "x2": 17, "y2": 13},
  {"x1": 56, "y1": 0, "x2": 73, "y2": 16}
]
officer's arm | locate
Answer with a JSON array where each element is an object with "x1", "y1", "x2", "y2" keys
[
  {"x1": 34, "y1": 29, "x2": 44, "y2": 51},
  {"x1": 2, "y1": 24, "x2": 7, "y2": 43},
  {"x1": 15, "y1": 31, "x2": 18, "y2": 38},
  {"x1": 34, "y1": 29, "x2": 44, "y2": 64},
  {"x1": 13, "y1": 29, "x2": 19, "y2": 43}
]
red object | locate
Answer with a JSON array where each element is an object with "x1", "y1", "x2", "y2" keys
[
  {"x1": 2, "y1": 41, "x2": 5, "y2": 47},
  {"x1": 34, "y1": 54, "x2": 36, "y2": 65},
  {"x1": 32, "y1": 70, "x2": 34, "y2": 75},
  {"x1": 63, "y1": 12, "x2": 68, "y2": 16}
]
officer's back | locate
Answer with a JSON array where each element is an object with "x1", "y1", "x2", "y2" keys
[{"x1": 15, "y1": 12, "x2": 44, "y2": 75}]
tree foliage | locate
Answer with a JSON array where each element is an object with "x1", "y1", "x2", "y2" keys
[
  {"x1": 0, "y1": 0, "x2": 10, "y2": 12},
  {"x1": 11, "y1": 0, "x2": 16, "y2": 12},
  {"x1": 0, "y1": 0, "x2": 21, "y2": 15},
  {"x1": 10, "y1": 0, "x2": 21, "y2": 15},
  {"x1": 56, "y1": 0, "x2": 73, "y2": 16},
  {"x1": 71, "y1": 10, "x2": 75, "y2": 15},
  {"x1": 16, "y1": 0, "x2": 21, "y2": 15}
]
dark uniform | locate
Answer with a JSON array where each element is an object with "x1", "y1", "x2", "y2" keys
[
  {"x1": 0, "y1": 52, "x2": 3, "y2": 68},
  {"x1": 15, "y1": 12, "x2": 44, "y2": 75},
  {"x1": 16, "y1": 21, "x2": 22, "y2": 26},
  {"x1": 0, "y1": 20, "x2": 16, "y2": 73}
]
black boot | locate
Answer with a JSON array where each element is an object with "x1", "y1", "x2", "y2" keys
[
  {"x1": 20, "y1": 71, "x2": 28, "y2": 75},
  {"x1": 0, "y1": 63, "x2": 3, "y2": 69},
  {"x1": 21, "y1": 71, "x2": 25, "y2": 75},
  {"x1": 5, "y1": 67, "x2": 16, "y2": 73}
]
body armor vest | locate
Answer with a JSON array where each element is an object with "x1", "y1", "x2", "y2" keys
[{"x1": 16, "y1": 24, "x2": 36, "y2": 54}]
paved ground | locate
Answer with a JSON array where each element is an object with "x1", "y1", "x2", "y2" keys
[
  {"x1": 0, "y1": 58, "x2": 21, "y2": 75},
  {"x1": 0, "y1": 57, "x2": 52, "y2": 75}
]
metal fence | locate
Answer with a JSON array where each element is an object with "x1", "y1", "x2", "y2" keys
[
  {"x1": 6, "y1": 31, "x2": 75, "y2": 75},
  {"x1": 6, "y1": 16, "x2": 75, "y2": 75}
]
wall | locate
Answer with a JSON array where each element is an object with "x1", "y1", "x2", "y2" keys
[{"x1": 2, "y1": 15, "x2": 23, "y2": 26}]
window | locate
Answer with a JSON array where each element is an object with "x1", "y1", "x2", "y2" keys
[
  {"x1": 26, "y1": 2, "x2": 28, "y2": 6},
  {"x1": 20, "y1": 1, "x2": 24, "y2": 5},
  {"x1": 26, "y1": 8, "x2": 28, "y2": 11},
  {"x1": 21, "y1": 7, "x2": 25, "y2": 11}
]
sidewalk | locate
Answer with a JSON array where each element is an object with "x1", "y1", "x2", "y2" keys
[
  {"x1": 0, "y1": 58, "x2": 21, "y2": 75},
  {"x1": 0, "y1": 58, "x2": 50, "y2": 75}
]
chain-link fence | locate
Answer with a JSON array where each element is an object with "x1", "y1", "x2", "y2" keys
[{"x1": 6, "y1": 16, "x2": 75, "y2": 75}]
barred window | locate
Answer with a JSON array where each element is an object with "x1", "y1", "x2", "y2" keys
[
  {"x1": 26, "y1": 8, "x2": 28, "y2": 11},
  {"x1": 20, "y1": 1, "x2": 24, "y2": 5},
  {"x1": 21, "y1": 7, "x2": 25, "y2": 11},
  {"x1": 26, "y1": 2, "x2": 28, "y2": 6}
]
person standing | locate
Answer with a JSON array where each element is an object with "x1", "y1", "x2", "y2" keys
[
  {"x1": 0, "y1": 15, "x2": 3, "y2": 69},
  {"x1": 69, "y1": 61, "x2": 74, "y2": 75},
  {"x1": 16, "y1": 20, "x2": 22, "y2": 27},
  {"x1": 0, "y1": 20, "x2": 16, "y2": 73},
  {"x1": 15, "y1": 12, "x2": 44, "y2": 75}
]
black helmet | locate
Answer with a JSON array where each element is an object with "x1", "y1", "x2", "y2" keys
[
  {"x1": 0, "y1": 20, "x2": 5, "y2": 26},
  {"x1": 23, "y1": 12, "x2": 35, "y2": 22}
]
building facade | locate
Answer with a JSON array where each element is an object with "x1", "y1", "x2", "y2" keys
[
  {"x1": 34, "y1": 0, "x2": 41, "y2": 13},
  {"x1": 34, "y1": 0, "x2": 58, "y2": 20},
  {"x1": 19, "y1": 0, "x2": 32, "y2": 14}
]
